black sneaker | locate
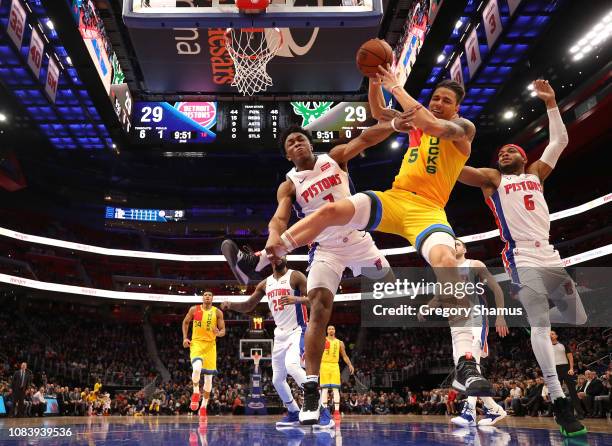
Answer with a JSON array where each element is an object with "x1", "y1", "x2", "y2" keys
[
  {"x1": 553, "y1": 397, "x2": 587, "y2": 437},
  {"x1": 299, "y1": 381, "x2": 320, "y2": 425},
  {"x1": 452, "y1": 355, "x2": 494, "y2": 397},
  {"x1": 221, "y1": 239, "x2": 260, "y2": 285}
]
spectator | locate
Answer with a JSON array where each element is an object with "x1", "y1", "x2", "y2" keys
[{"x1": 31, "y1": 387, "x2": 47, "y2": 417}]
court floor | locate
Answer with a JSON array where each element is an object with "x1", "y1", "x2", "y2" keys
[{"x1": 0, "y1": 415, "x2": 609, "y2": 445}]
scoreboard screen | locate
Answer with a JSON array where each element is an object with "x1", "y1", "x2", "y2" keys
[
  {"x1": 130, "y1": 101, "x2": 376, "y2": 147},
  {"x1": 105, "y1": 207, "x2": 186, "y2": 222}
]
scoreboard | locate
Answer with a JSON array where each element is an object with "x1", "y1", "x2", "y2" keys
[
  {"x1": 105, "y1": 207, "x2": 186, "y2": 222},
  {"x1": 131, "y1": 101, "x2": 376, "y2": 147}
]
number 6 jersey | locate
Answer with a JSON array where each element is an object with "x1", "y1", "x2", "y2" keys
[{"x1": 486, "y1": 173, "x2": 550, "y2": 243}]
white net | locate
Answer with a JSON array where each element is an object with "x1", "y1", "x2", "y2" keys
[{"x1": 224, "y1": 28, "x2": 283, "y2": 96}]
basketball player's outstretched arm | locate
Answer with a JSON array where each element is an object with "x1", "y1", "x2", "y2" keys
[
  {"x1": 458, "y1": 166, "x2": 500, "y2": 196},
  {"x1": 265, "y1": 180, "x2": 296, "y2": 254},
  {"x1": 221, "y1": 280, "x2": 266, "y2": 313},
  {"x1": 279, "y1": 270, "x2": 309, "y2": 306},
  {"x1": 214, "y1": 308, "x2": 226, "y2": 338},
  {"x1": 328, "y1": 113, "x2": 414, "y2": 164},
  {"x1": 182, "y1": 306, "x2": 195, "y2": 347},
  {"x1": 368, "y1": 77, "x2": 402, "y2": 122},
  {"x1": 339, "y1": 340, "x2": 355, "y2": 374},
  {"x1": 474, "y1": 260, "x2": 509, "y2": 337},
  {"x1": 526, "y1": 80, "x2": 568, "y2": 182}
]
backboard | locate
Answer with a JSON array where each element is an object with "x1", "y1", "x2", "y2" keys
[
  {"x1": 122, "y1": 0, "x2": 384, "y2": 96},
  {"x1": 239, "y1": 338, "x2": 273, "y2": 360},
  {"x1": 123, "y1": 0, "x2": 384, "y2": 29}
]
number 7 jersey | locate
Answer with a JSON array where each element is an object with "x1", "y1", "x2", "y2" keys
[
  {"x1": 286, "y1": 154, "x2": 353, "y2": 244},
  {"x1": 485, "y1": 173, "x2": 550, "y2": 242}
]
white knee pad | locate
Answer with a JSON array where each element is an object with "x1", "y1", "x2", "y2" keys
[
  {"x1": 333, "y1": 388, "x2": 340, "y2": 403},
  {"x1": 203, "y1": 374, "x2": 213, "y2": 393},
  {"x1": 421, "y1": 231, "x2": 456, "y2": 265},
  {"x1": 346, "y1": 193, "x2": 372, "y2": 230},
  {"x1": 192, "y1": 360, "x2": 202, "y2": 383}
]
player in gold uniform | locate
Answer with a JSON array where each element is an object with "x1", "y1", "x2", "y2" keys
[
  {"x1": 264, "y1": 69, "x2": 494, "y2": 397},
  {"x1": 182, "y1": 290, "x2": 226, "y2": 417},
  {"x1": 320, "y1": 326, "x2": 354, "y2": 421}
]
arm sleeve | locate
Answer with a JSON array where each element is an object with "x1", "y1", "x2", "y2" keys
[{"x1": 540, "y1": 107, "x2": 569, "y2": 169}]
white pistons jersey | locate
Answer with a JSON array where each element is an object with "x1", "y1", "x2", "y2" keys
[
  {"x1": 486, "y1": 173, "x2": 550, "y2": 243},
  {"x1": 265, "y1": 269, "x2": 308, "y2": 332},
  {"x1": 286, "y1": 154, "x2": 353, "y2": 244}
]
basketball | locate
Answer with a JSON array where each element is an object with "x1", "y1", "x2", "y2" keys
[{"x1": 356, "y1": 38, "x2": 394, "y2": 77}]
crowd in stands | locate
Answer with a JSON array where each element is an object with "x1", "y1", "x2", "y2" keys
[{"x1": 2, "y1": 292, "x2": 610, "y2": 419}]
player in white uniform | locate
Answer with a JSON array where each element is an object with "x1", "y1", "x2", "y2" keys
[
  {"x1": 450, "y1": 239, "x2": 508, "y2": 427},
  {"x1": 458, "y1": 80, "x2": 587, "y2": 437},
  {"x1": 221, "y1": 258, "x2": 312, "y2": 427},
  {"x1": 222, "y1": 118, "x2": 412, "y2": 425}
]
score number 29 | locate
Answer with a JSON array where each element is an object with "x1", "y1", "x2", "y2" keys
[{"x1": 343, "y1": 105, "x2": 367, "y2": 138}]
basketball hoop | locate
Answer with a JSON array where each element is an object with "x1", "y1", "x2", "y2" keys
[{"x1": 224, "y1": 27, "x2": 283, "y2": 96}]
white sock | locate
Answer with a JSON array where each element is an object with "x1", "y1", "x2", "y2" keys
[
  {"x1": 286, "y1": 399, "x2": 300, "y2": 413},
  {"x1": 306, "y1": 375, "x2": 318, "y2": 384},
  {"x1": 255, "y1": 252, "x2": 270, "y2": 272},
  {"x1": 530, "y1": 326, "x2": 565, "y2": 400},
  {"x1": 467, "y1": 396, "x2": 477, "y2": 410},
  {"x1": 450, "y1": 326, "x2": 474, "y2": 365}
]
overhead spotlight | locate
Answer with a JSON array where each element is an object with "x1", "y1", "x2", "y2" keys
[
  {"x1": 391, "y1": 140, "x2": 401, "y2": 149},
  {"x1": 455, "y1": 19, "x2": 463, "y2": 29},
  {"x1": 502, "y1": 110, "x2": 515, "y2": 120},
  {"x1": 0, "y1": 113, "x2": 6, "y2": 122},
  {"x1": 569, "y1": 45, "x2": 580, "y2": 54},
  {"x1": 527, "y1": 83, "x2": 534, "y2": 91},
  {"x1": 530, "y1": 91, "x2": 537, "y2": 97},
  {"x1": 437, "y1": 53, "x2": 446, "y2": 63},
  {"x1": 573, "y1": 52, "x2": 584, "y2": 61},
  {"x1": 66, "y1": 56, "x2": 72, "y2": 65},
  {"x1": 112, "y1": 143, "x2": 117, "y2": 149},
  {"x1": 46, "y1": 20, "x2": 54, "y2": 30}
]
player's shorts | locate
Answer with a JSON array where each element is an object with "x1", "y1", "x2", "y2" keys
[
  {"x1": 307, "y1": 229, "x2": 390, "y2": 293},
  {"x1": 320, "y1": 362, "x2": 341, "y2": 388},
  {"x1": 272, "y1": 325, "x2": 305, "y2": 377},
  {"x1": 362, "y1": 188, "x2": 455, "y2": 254},
  {"x1": 190, "y1": 340, "x2": 217, "y2": 374}
]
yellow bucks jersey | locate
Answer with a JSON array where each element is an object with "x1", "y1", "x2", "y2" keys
[
  {"x1": 322, "y1": 338, "x2": 340, "y2": 364},
  {"x1": 392, "y1": 129, "x2": 468, "y2": 208},
  {"x1": 192, "y1": 305, "x2": 217, "y2": 343}
]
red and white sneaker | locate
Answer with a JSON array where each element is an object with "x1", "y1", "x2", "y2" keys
[
  {"x1": 190, "y1": 393, "x2": 201, "y2": 411},
  {"x1": 333, "y1": 410, "x2": 341, "y2": 422},
  {"x1": 199, "y1": 405, "x2": 208, "y2": 418}
]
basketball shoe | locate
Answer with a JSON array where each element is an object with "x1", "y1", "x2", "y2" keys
[
  {"x1": 190, "y1": 392, "x2": 201, "y2": 411},
  {"x1": 478, "y1": 405, "x2": 507, "y2": 426},
  {"x1": 451, "y1": 403, "x2": 476, "y2": 427},
  {"x1": 276, "y1": 410, "x2": 300, "y2": 427},
  {"x1": 452, "y1": 355, "x2": 494, "y2": 396},
  {"x1": 552, "y1": 397, "x2": 587, "y2": 437},
  {"x1": 299, "y1": 381, "x2": 321, "y2": 425},
  {"x1": 221, "y1": 239, "x2": 261, "y2": 285},
  {"x1": 333, "y1": 410, "x2": 341, "y2": 422},
  {"x1": 313, "y1": 406, "x2": 335, "y2": 430},
  {"x1": 199, "y1": 405, "x2": 207, "y2": 418}
]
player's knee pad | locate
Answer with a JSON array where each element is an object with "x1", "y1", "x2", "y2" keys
[
  {"x1": 192, "y1": 360, "x2": 203, "y2": 382},
  {"x1": 203, "y1": 374, "x2": 213, "y2": 393},
  {"x1": 346, "y1": 193, "x2": 372, "y2": 230},
  {"x1": 332, "y1": 389, "x2": 340, "y2": 403},
  {"x1": 420, "y1": 231, "x2": 456, "y2": 266}
]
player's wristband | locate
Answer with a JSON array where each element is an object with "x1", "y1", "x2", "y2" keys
[{"x1": 390, "y1": 118, "x2": 399, "y2": 132}]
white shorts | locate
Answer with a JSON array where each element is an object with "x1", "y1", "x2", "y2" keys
[
  {"x1": 306, "y1": 229, "x2": 390, "y2": 293},
  {"x1": 271, "y1": 325, "x2": 305, "y2": 378},
  {"x1": 505, "y1": 241, "x2": 572, "y2": 295}
]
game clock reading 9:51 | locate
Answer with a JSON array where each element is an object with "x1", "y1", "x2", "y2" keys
[{"x1": 173, "y1": 130, "x2": 195, "y2": 141}]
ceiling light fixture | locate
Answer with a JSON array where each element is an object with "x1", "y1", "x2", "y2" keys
[
  {"x1": 437, "y1": 53, "x2": 446, "y2": 63},
  {"x1": 568, "y1": 10, "x2": 612, "y2": 61},
  {"x1": 502, "y1": 110, "x2": 515, "y2": 120}
]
